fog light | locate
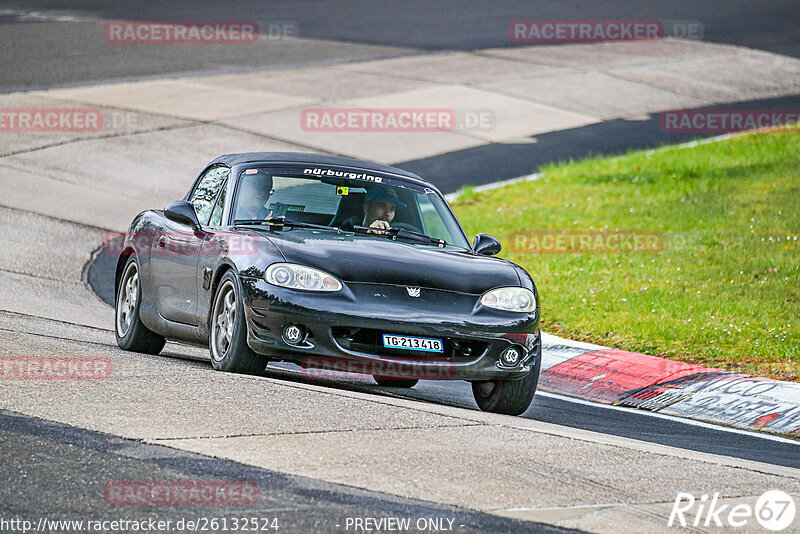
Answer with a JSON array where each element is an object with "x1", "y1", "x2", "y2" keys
[
  {"x1": 283, "y1": 324, "x2": 305, "y2": 345},
  {"x1": 499, "y1": 346, "x2": 523, "y2": 367},
  {"x1": 452, "y1": 340, "x2": 473, "y2": 357}
]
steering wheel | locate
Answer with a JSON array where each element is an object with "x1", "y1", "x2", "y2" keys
[{"x1": 391, "y1": 222, "x2": 423, "y2": 234}]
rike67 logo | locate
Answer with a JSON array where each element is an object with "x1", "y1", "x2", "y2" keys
[{"x1": 669, "y1": 490, "x2": 796, "y2": 531}]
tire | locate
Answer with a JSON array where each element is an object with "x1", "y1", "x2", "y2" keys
[
  {"x1": 471, "y1": 340, "x2": 541, "y2": 415},
  {"x1": 373, "y1": 375, "x2": 419, "y2": 388},
  {"x1": 209, "y1": 271, "x2": 267, "y2": 375},
  {"x1": 115, "y1": 256, "x2": 166, "y2": 355}
]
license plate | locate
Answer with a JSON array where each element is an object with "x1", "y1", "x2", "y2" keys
[{"x1": 382, "y1": 334, "x2": 443, "y2": 353}]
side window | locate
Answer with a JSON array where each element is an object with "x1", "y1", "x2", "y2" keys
[
  {"x1": 189, "y1": 166, "x2": 229, "y2": 225},
  {"x1": 418, "y1": 194, "x2": 458, "y2": 244},
  {"x1": 208, "y1": 180, "x2": 228, "y2": 227}
]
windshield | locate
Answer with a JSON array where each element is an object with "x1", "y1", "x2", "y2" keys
[{"x1": 232, "y1": 166, "x2": 470, "y2": 249}]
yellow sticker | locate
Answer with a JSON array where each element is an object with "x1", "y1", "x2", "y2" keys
[{"x1": 336, "y1": 186, "x2": 349, "y2": 196}]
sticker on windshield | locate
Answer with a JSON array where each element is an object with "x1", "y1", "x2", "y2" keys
[
  {"x1": 303, "y1": 167, "x2": 383, "y2": 183},
  {"x1": 244, "y1": 169, "x2": 258, "y2": 174},
  {"x1": 336, "y1": 186, "x2": 349, "y2": 196}
]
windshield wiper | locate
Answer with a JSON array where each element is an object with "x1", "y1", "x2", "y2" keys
[
  {"x1": 234, "y1": 217, "x2": 338, "y2": 232},
  {"x1": 352, "y1": 225, "x2": 446, "y2": 247}
]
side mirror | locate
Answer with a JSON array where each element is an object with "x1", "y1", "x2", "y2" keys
[
  {"x1": 473, "y1": 233, "x2": 501, "y2": 256},
  {"x1": 165, "y1": 201, "x2": 201, "y2": 229}
]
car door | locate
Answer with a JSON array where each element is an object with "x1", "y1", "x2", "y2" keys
[
  {"x1": 195, "y1": 176, "x2": 231, "y2": 331},
  {"x1": 150, "y1": 165, "x2": 229, "y2": 325}
]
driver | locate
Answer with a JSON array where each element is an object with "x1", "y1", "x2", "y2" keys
[
  {"x1": 341, "y1": 187, "x2": 407, "y2": 233},
  {"x1": 235, "y1": 174, "x2": 273, "y2": 220}
]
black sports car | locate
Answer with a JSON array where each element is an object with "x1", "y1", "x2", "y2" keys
[{"x1": 114, "y1": 153, "x2": 541, "y2": 415}]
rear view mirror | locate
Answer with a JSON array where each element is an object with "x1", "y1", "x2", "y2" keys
[
  {"x1": 165, "y1": 201, "x2": 201, "y2": 229},
  {"x1": 473, "y1": 233, "x2": 501, "y2": 256}
]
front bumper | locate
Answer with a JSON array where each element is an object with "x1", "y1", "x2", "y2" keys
[{"x1": 239, "y1": 276, "x2": 540, "y2": 381}]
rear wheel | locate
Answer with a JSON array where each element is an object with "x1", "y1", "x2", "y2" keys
[
  {"x1": 115, "y1": 256, "x2": 166, "y2": 354},
  {"x1": 472, "y1": 341, "x2": 541, "y2": 415},
  {"x1": 209, "y1": 271, "x2": 267, "y2": 375},
  {"x1": 373, "y1": 375, "x2": 419, "y2": 388}
]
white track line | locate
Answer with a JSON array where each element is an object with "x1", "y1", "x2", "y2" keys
[{"x1": 537, "y1": 391, "x2": 800, "y2": 446}]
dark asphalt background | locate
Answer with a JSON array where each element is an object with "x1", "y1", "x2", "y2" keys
[
  {"x1": 1, "y1": 0, "x2": 799, "y2": 92},
  {"x1": 402, "y1": 94, "x2": 800, "y2": 192},
  {"x1": 65, "y1": 238, "x2": 800, "y2": 470},
  {"x1": 264, "y1": 364, "x2": 800, "y2": 469},
  {"x1": 3, "y1": 0, "x2": 799, "y2": 190},
  {"x1": 64, "y1": 0, "x2": 798, "y2": 480},
  {"x1": 0, "y1": 410, "x2": 578, "y2": 534},
  {"x1": 3, "y1": 1, "x2": 799, "y2": 529}
]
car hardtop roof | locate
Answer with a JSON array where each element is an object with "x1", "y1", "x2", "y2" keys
[{"x1": 210, "y1": 152, "x2": 434, "y2": 189}]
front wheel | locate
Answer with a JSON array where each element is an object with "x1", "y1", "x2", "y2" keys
[
  {"x1": 209, "y1": 271, "x2": 267, "y2": 375},
  {"x1": 472, "y1": 341, "x2": 541, "y2": 415},
  {"x1": 115, "y1": 256, "x2": 165, "y2": 354}
]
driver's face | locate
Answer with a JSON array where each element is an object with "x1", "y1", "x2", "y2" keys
[
  {"x1": 364, "y1": 199, "x2": 396, "y2": 225},
  {"x1": 241, "y1": 189, "x2": 271, "y2": 215}
]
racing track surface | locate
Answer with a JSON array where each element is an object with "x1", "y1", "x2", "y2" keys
[
  {"x1": 0, "y1": 410, "x2": 569, "y2": 534},
  {"x1": 1, "y1": 3, "x2": 800, "y2": 532},
  {"x1": 2, "y1": 0, "x2": 800, "y2": 91},
  {"x1": 271, "y1": 368, "x2": 800, "y2": 469},
  {"x1": 3, "y1": 2, "x2": 799, "y2": 191},
  {"x1": 1, "y1": 310, "x2": 798, "y2": 531},
  {"x1": 85, "y1": 258, "x2": 800, "y2": 470}
]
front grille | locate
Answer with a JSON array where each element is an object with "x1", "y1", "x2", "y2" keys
[{"x1": 331, "y1": 327, "x2": 488, "y2": 363}]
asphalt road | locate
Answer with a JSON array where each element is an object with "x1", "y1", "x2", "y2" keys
[
  {"x1": 71, "y1": 240, "x2": 796, "y2": 471},
  {"x1": 1, "y1": 0, "x2": 799, "y2": 91},
  {"x1": 258, "y1": 364, "x2": 800, "y2": 469},
  {"x1": 85, "y1": 249, "x2": 800, "y2": 469},
  {"x1": 2, "y1": 2, "x2": 799, "y2": 530},
  {"x1": 401, "y1": 94, "x2": 800, "y2": 191},
  {"x1": 0, "y1": 410, "x2": 574, "y2": 534}
]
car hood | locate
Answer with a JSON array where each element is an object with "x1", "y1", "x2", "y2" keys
[{"x1": 257, "y1": 228, "x2": 520, "y2": 294}]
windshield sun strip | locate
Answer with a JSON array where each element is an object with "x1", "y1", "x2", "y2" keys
[{"x1": 229, "y1": 165, "x2": 470, "y2": 248}]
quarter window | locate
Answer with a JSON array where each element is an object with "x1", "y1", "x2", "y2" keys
[
  {"x1": 189, "y1": 166, "x2": 229, "y2": 225},
  {"x1": 208, "y1": 179, "x2": 228, "y2": 227}
]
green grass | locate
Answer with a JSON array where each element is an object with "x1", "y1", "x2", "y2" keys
[{"x1": 452, "y1": 130, "x2": 800, "y2": 381}]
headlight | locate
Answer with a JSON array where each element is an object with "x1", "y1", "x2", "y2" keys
[
  {"x1": 480, "y1": 287, "x2": 536, "y2": 312},
  {"x1": 265, "y1": 263, "x2": 342, "y2": 292}
]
